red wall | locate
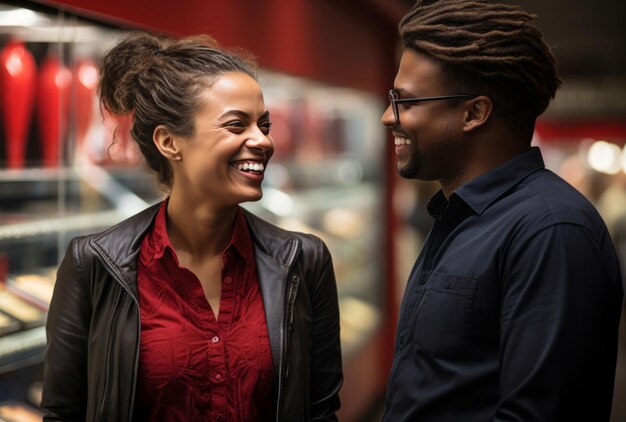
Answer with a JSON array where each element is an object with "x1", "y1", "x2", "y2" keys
[{"x1": 34, "y1": 0, "x2": 398, "y2": 95}]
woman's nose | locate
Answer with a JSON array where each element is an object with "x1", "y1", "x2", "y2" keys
[{"x1": 246, "y1": 130, "x2": 274, "y2": 153}]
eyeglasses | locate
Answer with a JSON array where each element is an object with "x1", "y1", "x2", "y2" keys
[{"x1": 388, "y1": 89, "x2": 476, "y2": 124}]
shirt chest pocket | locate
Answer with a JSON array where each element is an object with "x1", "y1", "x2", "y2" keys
[{"x1": 412, "y1": 273, "x2": 477, "y2": 357}]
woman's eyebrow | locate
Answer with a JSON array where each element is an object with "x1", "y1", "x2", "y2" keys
[{"x1": 219, "y1": 110, "x2": 270, "y2": 120}]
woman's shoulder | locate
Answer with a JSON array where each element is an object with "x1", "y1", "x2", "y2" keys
[
  {"x1": 67, "y1": 202, "x2": 161, "y2": 258},
  {"x1": 242, "y1": 208, "x2": 330, "y2": 259}
]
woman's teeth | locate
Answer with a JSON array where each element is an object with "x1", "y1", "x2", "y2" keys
[
  {"x1": 395, "y1": 137, "x2": 412, "y2": 146},
  {"x1": 234, "y1": 162, "x2": 265, "y2": 172}
]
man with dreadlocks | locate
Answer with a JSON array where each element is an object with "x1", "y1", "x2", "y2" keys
[{"x1": 381, "y1": 1, "x2": 623, "y2": 421}]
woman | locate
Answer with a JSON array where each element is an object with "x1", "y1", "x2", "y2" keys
[{"x1": 41, "y1": 33, "x2": 342, "y2": 422}]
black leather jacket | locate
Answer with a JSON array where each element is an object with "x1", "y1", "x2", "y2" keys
[{"x1": 42, "y1": 203, "x2": 342, "y2": 421}]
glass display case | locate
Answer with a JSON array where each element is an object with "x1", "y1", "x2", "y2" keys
[
  {"x1": 0, "y1": 2, "x2": 387, "y2": 416},
  {"x1": 253, "y1": 71, "x2": 385, "y2": 358},
  {"x1": 0, "y1": 5, "x2": 159, "y2": 415}
]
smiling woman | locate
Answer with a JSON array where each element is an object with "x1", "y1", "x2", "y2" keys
[
  {"x1": 157, "y1": 72, "x2": 275, "y2": 208},
  {"x1": 41, "y1": 32, "x2": 343, "y2": 422}
]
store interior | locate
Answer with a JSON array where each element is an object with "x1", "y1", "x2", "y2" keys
[{"x1": 0, "y1": 0, "x2": 624, "y2": 421}]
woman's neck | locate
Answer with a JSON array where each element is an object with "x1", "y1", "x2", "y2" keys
[{"x1": 165, "y1": 192, "x2": 238, "y2": 261}]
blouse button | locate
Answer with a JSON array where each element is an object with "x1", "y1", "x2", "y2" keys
[
  {"x1": 213, "y1": 372, "x2": 223, "y2": 382},
  {"x1": 211, "y1": 336, "x2": 220, "y2": 344},
  {"x1": 224, "y1": 276, "x2": 233, "y2": 285}
]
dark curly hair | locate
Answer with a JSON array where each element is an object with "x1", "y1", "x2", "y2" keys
[
  {"x1": 399, "y1": 0, "x2": 562, "y2": 137},
  {"x1": 98, "y1": 32, "x2": 257, "y2": 187}
]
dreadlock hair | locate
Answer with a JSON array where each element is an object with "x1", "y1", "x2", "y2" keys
[
  {"x1": 399, "y1": 0, "x2": 561, "y2": 138},
  {"x1": 98, "y1": 32, "x2": 257, "y2": 188}
]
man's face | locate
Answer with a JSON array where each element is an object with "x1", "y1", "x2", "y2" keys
[{"x1": 381, "y1": 49, "x2": 468, "y2": 182}]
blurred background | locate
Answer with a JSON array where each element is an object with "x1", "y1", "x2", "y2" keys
[{"x1": 0, "y1": 1, "x2": 623, "y2": 421}]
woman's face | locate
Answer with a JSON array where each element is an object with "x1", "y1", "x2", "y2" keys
[{"x1": 172, "y1": 72, "x2": 274, "y2": 207}]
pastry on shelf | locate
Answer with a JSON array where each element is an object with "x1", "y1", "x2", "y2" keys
[
  {"x1": 7, "y1": 273, "x2": 55, "y2": 309},
  {"x1": 0, "y1": 285, "x2": 46, "y2": 329},
  {"x1": 0, "y1": 401, "x2": 44, "y2": 422}
]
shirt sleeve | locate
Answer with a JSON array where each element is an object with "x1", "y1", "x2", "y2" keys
[
  {"x1": 496, "y1": 222, "x2": 623, "y2": 421},
  {"x1": 41, "y1": 238, "x2": 91, "y2": 421}
]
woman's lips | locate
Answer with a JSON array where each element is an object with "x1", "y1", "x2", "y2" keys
[
  {"x1": 231, "y1": 160, "x2": 265, "y2": 173},
  {"x1": 230, "y1": 160, "x2": 266, "y2": 182}
]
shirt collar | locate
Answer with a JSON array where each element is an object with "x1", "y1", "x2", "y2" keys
[
  {"x1": 229, "y1": 206, "x2": 252, "y2": 261},
  {"x1": 151, "y1": 199, "x2": 172, "y2": 261},
  {"x1": 429, "y1": 147, "x2": 545, "y2": 217},
  {"x1": 150, "y1": 199, "x2": 252, "y2": 262}
]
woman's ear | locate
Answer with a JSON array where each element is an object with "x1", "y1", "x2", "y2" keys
[
  {"x1": 462, "y1": 96, "x2": 493, "y2": 132},
  {"x1": 153, "y1": 125, "x2": 181, "y2": 161}
]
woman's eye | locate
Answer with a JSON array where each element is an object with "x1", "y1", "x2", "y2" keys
[
  {"x1": 259, "y1": 121, "x2": 272, "y2": 135},
  {"x1": 225, "y1": 120, "x2": 245, "y2": 131}
]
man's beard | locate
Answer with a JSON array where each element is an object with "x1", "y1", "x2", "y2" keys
[{"x1": 398, "y1": 150, "x2": 419, "y2": 179}]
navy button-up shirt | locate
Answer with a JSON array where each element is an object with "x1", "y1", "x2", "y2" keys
[{"x1": 383, "y1": 147, "x2": 623, "y2": 421}]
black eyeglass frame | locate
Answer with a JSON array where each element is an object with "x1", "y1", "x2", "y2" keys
[{"x1": 388, "y1": 90, "x2": 476, "y2": 124}]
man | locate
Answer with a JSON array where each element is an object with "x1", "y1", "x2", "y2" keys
[{"x1": 381, "y1": 1, "x2": 624, "y2": 421}]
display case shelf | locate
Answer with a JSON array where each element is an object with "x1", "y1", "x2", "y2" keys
[
  {"x1": 0, "y1": 167, "x2": 75, "y2": 182},
  {"x1": 0, "y1": 165, "x2": 157, "y2": 241},
  {"x1": 0, "y1": 327, "x2": 46, "y2": 376},
  {"x1": 0, "y1": 209, "x2": 127, "y2": 241}
]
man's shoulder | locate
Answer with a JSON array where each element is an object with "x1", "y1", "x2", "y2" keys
[
  {"x1": 507, "y1": 168, "x2": 605, "y2": 229},
  {"x1": 520, "y1": 169, "x2": 595, "y2": 208}
]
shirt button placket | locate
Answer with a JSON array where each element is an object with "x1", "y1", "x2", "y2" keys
[{"x1": 208, "y1": 338, "x2": 227, "y2": 416}]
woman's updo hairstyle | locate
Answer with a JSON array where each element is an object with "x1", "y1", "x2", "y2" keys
[{"x1": 98, "y1": 32, "x2": 257, "y2": 187}]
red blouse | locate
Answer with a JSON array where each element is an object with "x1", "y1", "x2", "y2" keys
[{"x1": 134, "y1": 201, "x2": 274, "y2": 422}]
